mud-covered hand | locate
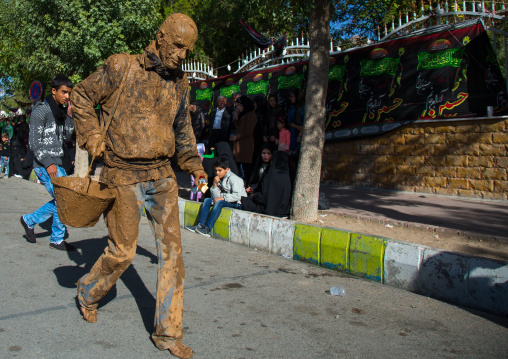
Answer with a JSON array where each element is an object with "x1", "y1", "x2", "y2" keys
[
  {"x1": 86, "y1": 134, "x2": 106, "y2": 158},
  {"x1": 191, "y1": 170, "x2": 208, "y2": 183}
]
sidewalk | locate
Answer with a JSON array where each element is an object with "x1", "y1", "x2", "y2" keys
[{"x1": 319, "y1": 183, "x2": 508, "y2": 242}]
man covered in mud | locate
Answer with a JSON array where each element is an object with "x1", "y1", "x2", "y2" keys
[{"x1": 70, "y1": 13, "x2": 206, "y2": 359}]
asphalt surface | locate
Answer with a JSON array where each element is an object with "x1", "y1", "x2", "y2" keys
[{"x1": 1, "y1": 177, "x2": 508, "y2": 358}]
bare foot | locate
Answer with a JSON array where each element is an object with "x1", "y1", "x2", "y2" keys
[
  {"x1": 79, "y1": 305, "x2": 97, "y2": 323},
  {"x1": 76, "y1": 280, "x2": 97, "y2": 323},
  {"x1": 167, "y1": 339, "x2": 193, "y2": 359}
]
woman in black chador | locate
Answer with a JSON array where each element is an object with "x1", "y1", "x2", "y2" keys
[{"x1": 241, "y1": 150, "x2": 291, "y2": 217}]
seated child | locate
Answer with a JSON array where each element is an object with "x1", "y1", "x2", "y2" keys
[{"x1": 186, "y1": 157, "x2": 247, "y2": 236}]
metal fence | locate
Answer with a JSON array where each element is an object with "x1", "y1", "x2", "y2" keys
[{"x1": 183, "y1": 1, "x2": 507, "y2": 86}]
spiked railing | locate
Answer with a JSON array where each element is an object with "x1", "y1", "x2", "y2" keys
[
  {"x1": 182, "y1": 59, "x2": 217, "y2": 82},
  {"x1": 183, "y1": 2, "x2": 507, "y2": 82},
  {"x1": 380, "y1": 1, "x2": 508, "y2": 40}
]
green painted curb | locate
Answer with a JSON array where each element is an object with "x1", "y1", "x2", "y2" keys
[
  {"x1": 184, "y1": 201, "x2": 202, "y2": 227},
  {"x1": 180, "y1": 198, "x2": 387, "y2": 284},
  {"x1": 320, "y1": 228, "x2": 351, "y2": 272},
  {"x1": 293, "y1": 223, "x2": 322, "y2": 265},
  {"x1": 212, "y1": 207, "x2": 232, "y2": 240},
  {"x1": 349, "y1": 233, "x2": 387, "y2": 282}
]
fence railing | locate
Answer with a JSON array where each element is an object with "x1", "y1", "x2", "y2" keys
[
  {"x1": 380, "y1": 1, "x2": 507, "y2": 40},
  {"x1": 182, "y1": 60, "x2": 217, "y2": 82},
  {"x1": 183, "y1": 2, "x2": 507, "y2": 83}
]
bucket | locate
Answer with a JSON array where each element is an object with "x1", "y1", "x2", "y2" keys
[{"x1": 52, "y1": 177, "x2": 115, "y2": 227}]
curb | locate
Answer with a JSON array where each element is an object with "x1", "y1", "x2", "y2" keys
[
  {"x1": 179, "y1": 198, "x2": 508, "y2": 317},
  {"x1": 326, "y1": 209, "x2": 508, "y2": 244}
]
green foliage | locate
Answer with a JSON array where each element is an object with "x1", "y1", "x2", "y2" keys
[
  {"x1": 1, "y1": 0, "x2": 161, "y2": 98},
  {"x1": 0, "y1": 0, "x2": 404, "y2": 99},
  {"x1": 159, "y1": 0, "x2": 311, "y2": 75}
]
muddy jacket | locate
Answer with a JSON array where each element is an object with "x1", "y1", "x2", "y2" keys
[
  {"x1": 71, "y1": 43, "x2": 204, "y2": 187},
  {"x1": 29, "y1": 101, "x2": 74, "y2": 169}
]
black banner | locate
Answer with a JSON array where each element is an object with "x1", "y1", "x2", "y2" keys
[{"x1": 190, "y1": 22, "x2": 506, "y2": 141}]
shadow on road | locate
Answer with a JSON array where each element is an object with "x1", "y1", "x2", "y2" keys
[
  {"x1": 409, "y1": 250, "x2": 508, "y2": 327},
  {"x1": 53, "y1": 235, "x2": 158, "y2": 334}
]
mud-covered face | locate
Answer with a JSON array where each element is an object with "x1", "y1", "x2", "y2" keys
[
  {"x1": 52, "y1": 85, "x2": 72, "y2": 106},
  {"x1": 157, "y1": 14, "x2": 198, "y2": 70}
]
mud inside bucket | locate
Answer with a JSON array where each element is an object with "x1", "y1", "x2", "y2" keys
[{"x1": 52, "y1": 177, "x2": 115, "y2": 228}]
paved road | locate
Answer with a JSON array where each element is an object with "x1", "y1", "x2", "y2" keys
[{"x1": 1, "y1": 178, "x2": 507, "y2": 358}]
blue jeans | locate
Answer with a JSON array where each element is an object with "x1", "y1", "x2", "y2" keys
[
  {"x1": 23, "y1": 166, "x2": 67, "y2": 243},
  {"x1": 0, "y1": 156, "x2": 9, "y2": 176},
  {"x1": 198, "y1": 197, "x2": 241, "y2": 229}
]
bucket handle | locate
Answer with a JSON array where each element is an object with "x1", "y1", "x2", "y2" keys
[{"x1": 85, "y1": 56, "x2": 133, "y2": 189}]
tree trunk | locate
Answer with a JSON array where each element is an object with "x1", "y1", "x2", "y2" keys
[{"x1": 290, "y1": 0, "x2": 330, "y2": 222}]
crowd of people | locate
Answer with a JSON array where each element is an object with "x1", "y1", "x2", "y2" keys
[
  {"x1": 185, "y1": 90, "x2": 305, "y2": 234},
  {"x1": 0, "y1": 115, "x2": 36, "y2": 179},
  {"x1": 3, "y1": 87, "x2": 302, "y2": 243},
  {"x1": 0, "y1": 112, "x2": 75, "y2": 180},
  {"x1": 191, "y1": 90, "x2": 306, "y2": 161}
]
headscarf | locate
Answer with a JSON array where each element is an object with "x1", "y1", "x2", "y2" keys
[
  {"x1": 248, "y1": 142, "x2": 276, "y2": 186},
  {"x1": 247, "y1": 150, "x2": 291, "y2": 217},
  {"x1": 237, "y1": 96, "x2": 255, "y2": 118}
]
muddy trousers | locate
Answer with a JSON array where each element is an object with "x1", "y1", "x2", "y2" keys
[{"x1": 77, "y1": 177, "x2": 185, "y2": 350}]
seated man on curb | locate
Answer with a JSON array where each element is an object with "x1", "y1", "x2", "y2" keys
[{"x1": 186, "y1": 157, "x2": 246, "y2": 236}]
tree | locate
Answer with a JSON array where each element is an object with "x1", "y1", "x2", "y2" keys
[
  {"x1": 1, "y1": 0, "x2": 161, "y2": 97},
  {"x1": 159, "y1": 0, "x2": 310, "y2": 75},
  {"x1": 290, "y1": 1, "x2": 331, "y2": 222}
]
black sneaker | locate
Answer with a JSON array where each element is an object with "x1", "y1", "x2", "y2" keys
[
  {"x1": 49, "y1": 241, "x2": 76, "y2": 251},
  {"x1": 20, "y1": 216, "x2": 36, "y2": 243},
  {"x1": 195, "y1": 225, "x2": 211, "y2": 237},
  {"x1": 185, "y1": 224, "x2": 198, "y2": 232}
]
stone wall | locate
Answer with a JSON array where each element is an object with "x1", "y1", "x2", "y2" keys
[{"x1": 322, "y1": 118, "x2": 508, "y2": 200}]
